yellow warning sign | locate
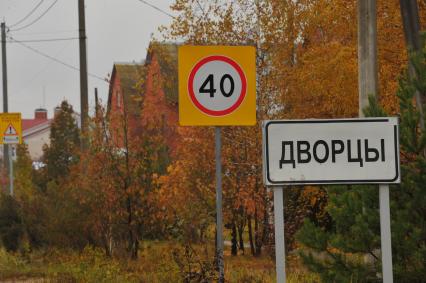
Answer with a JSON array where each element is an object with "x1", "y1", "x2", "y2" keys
[
  {"x1": 0, "y1": 113, "x2": 22, "y2": 144},
  {"x1": 179, "y1": 46, "x2": 256, "y2": 126}
]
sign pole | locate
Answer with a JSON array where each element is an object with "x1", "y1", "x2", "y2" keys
[
  {"x1": 8, "y1": 145, "x2": 13, "y2": 196},
  {"x1": 1, "y1": 22, "x2": 10, "y2": 189},
  {"x1": 379, "y1": 184, "x2": 393, "y2": 283},
  {"x1": 215, "y1": 126, "x2": 224, "y2": 282},
  {"x1": 273, "y1": 187, "x2": 286, "y2": 283}
]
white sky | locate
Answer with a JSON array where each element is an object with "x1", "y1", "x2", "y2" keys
[{"x1": 0, "y1": 0, "x2": 175, "y2": 119}]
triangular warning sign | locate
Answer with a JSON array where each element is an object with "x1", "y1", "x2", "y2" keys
[{"x1": 4, "y1": 123, "x2": 18, "y2": 135}]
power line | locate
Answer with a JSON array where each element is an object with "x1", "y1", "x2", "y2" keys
[
  {"x1": 4, "y1": 37, "x2": 79, "y2": 43},
  {"x1": 9, "y1": 0, "x2": 59, "y2": 32},
  {"x1": 136, "y1": 0, "x2": 175, "y2": 19},
  {"x1": 13, "y1": 40, "x2": 73, "y2": 97},
  {"x1": 8, "y1": 36, "x2": 109, "y2": 83},
  {"x1": 9, "y1": 0, "x2": 45, "y2": 28},
  {"x1": 9, "y1": 29, "x2": 77, "y2": 36}
]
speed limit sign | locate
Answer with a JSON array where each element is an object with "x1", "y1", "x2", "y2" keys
[{"x1": 179, "y1": 46, "x2": 256, "y2": 126}]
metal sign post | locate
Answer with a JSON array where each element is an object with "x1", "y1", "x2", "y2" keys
[
  {"x1": 8, "y1": 145, "x2": 13, "y2": 196},
  {"x1": 379, "y1": 184, "x2": 393, "y2": 283},
  {"x1": 273, "y1": 187, "x2": 286, "y2": 283},
  {"x1": 215, "y1": 127, "x2": 224, "y2": 282}
]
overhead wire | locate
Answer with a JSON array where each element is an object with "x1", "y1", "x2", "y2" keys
[
  {"x1": 135, "y1": 0, "x2": 176, "y2": 19},
  {"x1": 4, "y1": 37, "x2": 79, "y2": 43},
  {"x1": 9, "y1": 0, "x2": 59, "y2": 32},
  {"x1": 9, "y1": 29, "x2": 78, "y2": 36},
  {"x1": 8, "y1": 36, "x2": 109, "y2": 83},
  {"x1": 9, "y1": 0, "x2": 45, "y2": 28},
  {"x1": 12, "y1": 40, "x2": 74, "y2": 97}
]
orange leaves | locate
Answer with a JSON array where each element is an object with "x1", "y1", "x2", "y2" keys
[{"x1": 283, "y1": 43, "x2": 358, "y2": 118}]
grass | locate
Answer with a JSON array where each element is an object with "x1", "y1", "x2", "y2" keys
[{"x1": 0, "y1": 241, "x2": 319, "y2": 282}]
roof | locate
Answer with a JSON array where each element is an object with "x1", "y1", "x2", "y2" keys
[
  {"x1": 22, "y1": 119, "x2": 51, "y2": 131},
  {"x1": 107, "y1": 63, "x2": 145, "y2": 115},
  {"x1": 22, "y1": 118, "x2": 52, "y2": 138},
  {"x1": 146, "y1": 42, "x2": 179, "y2": 105}
]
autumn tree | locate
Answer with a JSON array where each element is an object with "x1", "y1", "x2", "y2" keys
[
  {"x1": 297, "y1": 49, "x2": 426, "y2": 281},
  {"x1": 163, "y1": 0, "x2": 276, "y2": 258},
  {"x1": 13, "y1": 144, "x2": 45, "y2": 248},
  {"x1": 0, "y1": 194, "x2": 23, "y2": 251},
  {"x1": 161, "y1": 1, "x2": 426, "y2": 260},
  {"x1": 29, "y1": 101, "x2": 89, "y2": 248},
  {"x1": 0, "y1": 146, "x2": 32, "y2": 252}
]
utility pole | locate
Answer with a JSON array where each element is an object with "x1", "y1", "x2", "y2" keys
[
  {"x1": 399, "y1": 0, "x2": 424, "y2": 130},
  {"x1": 94, "y1": 87, "x2": 99, "y2": 118},
  {"x1": 78, "y1": 0, "x2": 89, "y2": 148},
  {"x1": 358, "y1": 1, "x2": 393, "y2": 283},
  {"x1": 358, "y1": 0, "x2": 378, "y2": 116},
  {"x1": 1, "y1": 22, "x2": 10, "y2": 188},
  {"x1": 400, "y1": 0, "x2": 421, "y2": 52}
]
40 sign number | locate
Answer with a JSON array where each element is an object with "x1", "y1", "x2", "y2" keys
[{"x1": 179, "y1": 46, "x2": 256, "y2": 126}]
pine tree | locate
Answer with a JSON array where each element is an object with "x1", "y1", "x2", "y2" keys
[
  {"x1": 297, "y1": 53, "x2": 426, "y2": 282},
  {"x1": 42, "y1": 100, "x2": 80, "y2": 184}
]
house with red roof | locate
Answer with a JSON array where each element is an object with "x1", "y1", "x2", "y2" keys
[
  {"x1": 22, "y1": 108, "x2": 52, "y2": 160},
  {"x1": 22, "y1": 107, "x2": 80, "y2": 161}
]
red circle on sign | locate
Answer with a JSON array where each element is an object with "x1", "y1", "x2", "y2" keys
[{"x1": 188, "y1": 55, "x2": 247, "y2": 116}]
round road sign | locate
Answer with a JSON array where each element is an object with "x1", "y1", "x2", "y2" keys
[{"x1": 188, "y1": 55, "x2": 247, "y2": 116}]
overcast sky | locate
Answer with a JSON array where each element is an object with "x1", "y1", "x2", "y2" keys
[{"x1": 0, "y1": 0, "x2": 175, "y2": 119}]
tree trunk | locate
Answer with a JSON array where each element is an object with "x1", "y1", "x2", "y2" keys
[
  {"x1": 126, "y1": 195, "x2": 138, "y2": 260},
  {"x1": 103, "y1": 225, "x2": 113, "y2": 257},
  {"x1": 262, "y1": 192, "x2": 273, "y2": 257},
  {"x1": 237, "y1": 222, "x2": 245, "y2": 255},
  {"x1": 231, "y1": 222, "x2": 238, "y2": 256},
  {"x1": 103, "y1": 238, "x2": 111, "y2": 257},
  {"x1": 247, "y1": 215, "x2": 255, "y2": 256},
  {"x1": 254, "y1": 206, "x2": 262, "y2": 257}
]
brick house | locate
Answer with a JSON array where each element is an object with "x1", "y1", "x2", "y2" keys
[
  {"x1": 106, "y1": 43, "x2": 179, "y2": 156},
  {"x1": 107, "y1": 63, "x2": 145, "y2": 147},
  {"x1": 141, "y1": 42, "x2": 179, "y2": 157}
]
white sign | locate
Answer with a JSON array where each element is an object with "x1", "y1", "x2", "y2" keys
[{"x1": 263, "y1": 118, "x2": 400, "y2": 185}]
